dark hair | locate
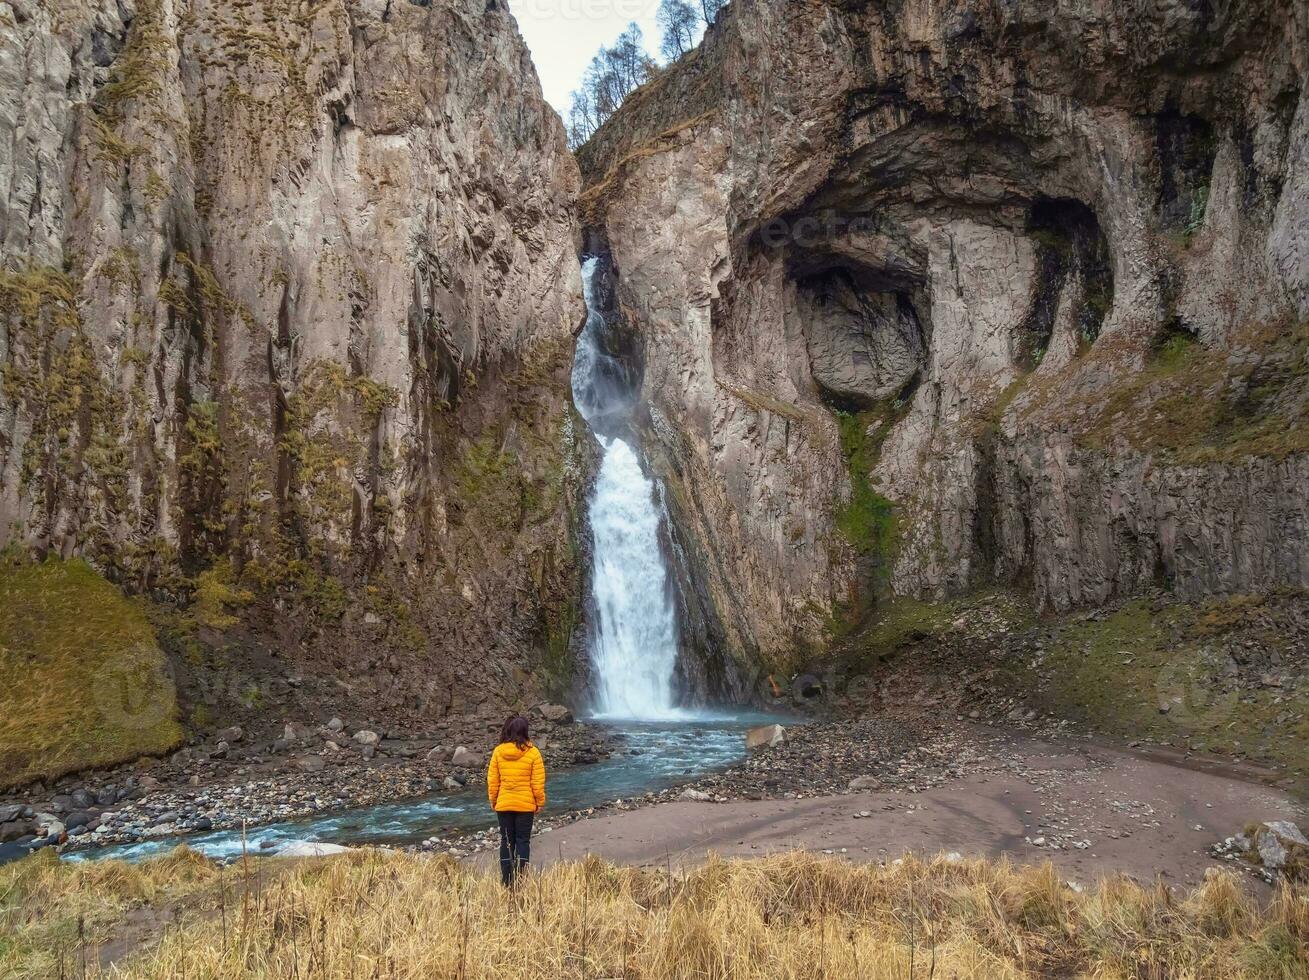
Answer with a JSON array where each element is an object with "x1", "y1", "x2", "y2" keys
[{"x1": 501, "y1": 715, "x2": 530, "y2": 750}]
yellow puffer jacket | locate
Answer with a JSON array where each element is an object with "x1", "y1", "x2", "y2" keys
[{"x1": 487, "y1": 741, "x2": 546, "y2": 812}]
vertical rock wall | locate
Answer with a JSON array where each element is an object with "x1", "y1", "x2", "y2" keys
[
  {"x1": 581, "y1": 0, "x2": 1309, "y2": 677},
  {"x1": 0, "y1": 0, "x2": 587, "y2": 720}
]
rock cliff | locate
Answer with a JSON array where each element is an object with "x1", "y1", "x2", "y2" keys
[
  {"x1": 0, "y1": 0, "x2": 586, "y2": 729},
  {"x1": 580, "y1": 0, "x2": 1309, "y2": 681}
]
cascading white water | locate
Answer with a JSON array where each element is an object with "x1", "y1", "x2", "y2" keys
[{"x1": 573, "y1": 257, "x2": 682, "y2": 720}]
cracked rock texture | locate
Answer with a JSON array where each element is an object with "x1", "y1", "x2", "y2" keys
[
  {"x1": 580, "y1": 0, "x2": 1309, "y2": 677},
  {"x1": 0, "y1": 0, "x2": 586, "y2": 722}
]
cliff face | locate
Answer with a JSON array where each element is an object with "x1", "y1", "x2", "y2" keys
[
  {"x1": 581, "y1": 0, "x2": 1309, "y2": 677},
  {"x1": 0, "y1": 0, "x2": 587, "y2": 725}
]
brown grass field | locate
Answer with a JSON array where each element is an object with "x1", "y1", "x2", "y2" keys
[{"x1": 1, "y1": 847, "x2": 1307, "y2": 978}]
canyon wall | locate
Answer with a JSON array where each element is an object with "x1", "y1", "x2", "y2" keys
[
  {"x1": 0, "y1": 0, "x2": 587, "y2": 725},
  {"x1": 581, "y1": 0, "x2": 1309, "y2": 677}
]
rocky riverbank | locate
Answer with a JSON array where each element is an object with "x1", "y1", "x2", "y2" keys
[{"x1": 0, "y1": 705, "x2": 616, "y2": 858}]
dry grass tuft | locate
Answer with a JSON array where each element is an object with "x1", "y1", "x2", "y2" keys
[{"x1": 2, "y1": 848, "x2": 1306, "y2": 978}]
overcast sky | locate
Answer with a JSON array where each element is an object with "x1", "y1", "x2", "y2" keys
[{"x1": 507, "y1": 0, "x2": 669, "y2": 116}]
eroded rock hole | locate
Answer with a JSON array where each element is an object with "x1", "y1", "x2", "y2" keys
[
  {"x1": 1154, "y1": 107, "x2": 1216, "y2": 230},
  {"x1": 1017, "y1": 197, "x2": 1114, "y2": 366},
  {"x1": 793, "y1": 264, "x2": 926, "y2": 409}
]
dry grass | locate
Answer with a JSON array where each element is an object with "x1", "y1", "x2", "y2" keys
[{"x1": 2, "y1": 848, "x2": 1306, "y2": 978}]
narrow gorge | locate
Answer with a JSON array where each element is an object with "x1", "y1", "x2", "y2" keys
[{"x1": 2, "y1": 0, "x2": 1309, "y2": 881}]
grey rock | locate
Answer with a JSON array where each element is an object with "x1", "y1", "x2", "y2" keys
[
  {"x1": 450, "y1": 746, "x2": 480, "y2": 767},
  {"x1": 326, "y1": 718, "x2": 345, "y2": 733},
  {"x1": 294, "y1": 755, "x2": 326, "y2": 773},
  {"x1": 847, "y1": 776, "x2": 882, "y2": 792},
  {"x1": 70, "y1": 789, "x2": 95, "y2": 809},
  {"x1": 0, "y1": 821, "x2": 33, "y2": 843},
  {"x1": 745, "y1": 725, "x2": 785, "y2": 751},
  {"x1": 353, "y1": 730, "x2": 381, "y2": 747},
  {"x1": 64, "y1": 810, "x2": 94, "y2": 830},
  {"x1": 537, "y1": 703, "x2": 575, "y2": 724}
]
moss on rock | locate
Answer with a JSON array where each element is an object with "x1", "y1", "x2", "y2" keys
[{"x1": 0, "y1": 557, "x2": 183, "y2": 789}]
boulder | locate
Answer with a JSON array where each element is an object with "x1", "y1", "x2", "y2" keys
[
  {"x1": 294, "y1": 755, "x2": 326, "y2": 773},
  {"x1": 680, "y1": 788, "x2": 713, "y2": 802},
  {"x1": 34, "y1": 814, "x2": 64, "y2": 838},
  {"x1": 745, "y1": 724, "x2": 785, "y2": 751},
  {"x1": 353, "y1": 730, "x2": 381, "y2": 747},
  {"x1": 326, "y1": 718, "x2": 345, "y2": 733},
  {"x1": 96, "y1": 786, "x2": 120, "y2": 807},
  {"x1": 0, "y1": 821, "x2": 33, "y2": 843},
  {"x1": 1253, "y1": 820, "x2": 1309, "y2": 875},
  {"x1": 848, "y1": 776, "x2": 882, "y2": 792},
  {"x1": 70, "y1": 789, "x2": 95, "y2": 809},
  {"x1": 64, "y1": 810, "x2": 94, "y2": 830},
  {"x1": 0, "y1": 804, "x2": 23, "y2": 824},
  {"x1": 537, "y1": 703, "x2": 575, "y2": 724},
  {"x1": 450, "y1": 746, "x2": 480, "y2": 767},
  {"x1": 360, "y1": 744, "x2": 376, "y2": 761},
  {"x1": 426, "y1": 745, "x2": 449, "y2": 761},
  {"x1": 442, "y1": 776, "x2": 464, "y2": 791},
  {"x1": 217, "y1": 726, "x2": 244, "y2": 743}
]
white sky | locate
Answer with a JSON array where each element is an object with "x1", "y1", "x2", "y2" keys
[{"x1": 506, "y1": 0, "x2": 668, "y2": 117}]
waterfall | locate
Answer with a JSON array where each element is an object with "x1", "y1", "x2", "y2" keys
[{"x1": 573, "y1": 256, "x2": 683, "y2": 720}]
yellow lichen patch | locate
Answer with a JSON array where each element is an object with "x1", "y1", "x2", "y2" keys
[
  {"x1": 0, "y1": 558, "x2": 182, "y2": 789},
  {"x1": 279, "y1": 360, "x2": 399, "y2": 549}
]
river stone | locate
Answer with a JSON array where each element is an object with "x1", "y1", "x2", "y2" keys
[
  {"x1": 326, "y1": 718, "x2": 345, "y2": 732},
  {"x1": 64, "y1": 810, "x2": 94, "y2": 830},
  {"x1": 0, "y1": 821, "x2": 32, "y2": 842},
  {"x1": 451, "y1": 746, "x2": 480, "y2": 767},
  {"x1": 70, "y1": 789, "x2": 95, "y2": 809},
  {"x1": 848, "y1": 775, "x2": 882, "y2": 792},
  {"x1": 217, "y1": 726, "x2": 244, "y2": 743},
  {"x1": 0, "y1": 804, "x2": 22, "y2": 824},
  {"x1": 442, "y1": 776, "x2": 464, "y2": 791},
  {"x1": 353, "y1": 730, "x2": 381, "y2": 747},
  {"x1": 745, "y1": 724, "x2": 785, "y2": 751},
  {"x1": 680, "y1": 788, "x2": 713, "y2": 802}
]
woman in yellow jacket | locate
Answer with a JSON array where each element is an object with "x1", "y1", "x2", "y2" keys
[{"x1": 487, "y1": 715, "x2": 546, "y2": 886}]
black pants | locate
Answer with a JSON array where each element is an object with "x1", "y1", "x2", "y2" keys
[{"x1": 496, "y1": 811, "x2": 534, "y2": 886}]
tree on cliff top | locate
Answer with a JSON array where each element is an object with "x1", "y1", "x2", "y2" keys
[
  {"x1": 566, "y1": 22, "x2": 656, "y2": 149},
  {"x1": 658, "y1": 0, "x2": 699, "y2": 60}
]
